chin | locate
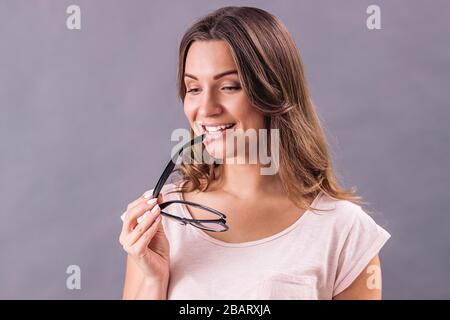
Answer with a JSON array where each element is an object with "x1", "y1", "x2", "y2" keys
[
  {"x1": 204, "y1": 140, "x2": 225, "y2": 160},
  {"x1": 204, "y1": 139, "x2": 238, "y2": 163}
]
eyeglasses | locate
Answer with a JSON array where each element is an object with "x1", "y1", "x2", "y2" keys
[{"x1": 152, "y1": 134, "x2": 229, "y2": 232}]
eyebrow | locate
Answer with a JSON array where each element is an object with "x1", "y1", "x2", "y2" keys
[{"x1": 184, "y1": 70, "x2": 238, "y2": 80}]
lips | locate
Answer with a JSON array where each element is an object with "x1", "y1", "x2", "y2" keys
[
  {"x1": 201, "y1": 123, "x2": 236, "y2": 134},
  {"x1": 195, "y1": 122, "x2": 237, "y2": 142}
]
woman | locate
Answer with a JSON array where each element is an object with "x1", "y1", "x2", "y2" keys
[{"x1": 119, "y1": 6, "x2": 391, "y2": 300}]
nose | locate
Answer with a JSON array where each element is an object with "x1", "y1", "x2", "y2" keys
[{"x1": 197, "y1": 89, "x2": 223, "y2": 117}]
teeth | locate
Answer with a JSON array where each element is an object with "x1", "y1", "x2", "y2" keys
[{"x1": 204, "y1": 124, "x2": 234, "y2": 133}]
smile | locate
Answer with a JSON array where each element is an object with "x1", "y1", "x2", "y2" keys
[
  {"x1": 203, "y1": 123, "x2": 235, "y2": 133},
  {"x1": 199, "y1": 123, "x2": 236, "y2": 135}
]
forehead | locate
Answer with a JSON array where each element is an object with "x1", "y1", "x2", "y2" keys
[{"x1": 184, "y1": 40, "x2": 237, "y2": 75}]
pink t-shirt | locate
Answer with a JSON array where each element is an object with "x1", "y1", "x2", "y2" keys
[{"x1": 157, "y1": 183, "x2": 391, "y2": 300}]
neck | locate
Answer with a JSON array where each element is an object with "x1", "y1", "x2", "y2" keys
[{"x1": 213, "y1": 162, "x2": 284, "y2": 199}]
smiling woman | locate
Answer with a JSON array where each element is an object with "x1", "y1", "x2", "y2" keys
[{"x1": 119, "y1": 6, "x2": 391, "y2": 300}]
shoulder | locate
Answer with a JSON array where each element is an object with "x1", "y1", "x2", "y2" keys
[
  {"x1": 161, "y1": 183, "x2": 184, "y2": 202},
  {"x1": 310, "y1": 192, "x2": 390, "y2": 240},
  {"x1": 143, "y1": 183, "x2": 182, "y2": 202},
  {"x1": 310, "y1": 192, "x2": 366, "y2": 222}
]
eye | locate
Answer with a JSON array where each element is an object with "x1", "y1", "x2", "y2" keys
[
  {"x1": 186, "y1": 88, "x2": 201, "y2": 94},
  {"x1": 222, "y1": 86, "x2": 241, "y2": 91}
]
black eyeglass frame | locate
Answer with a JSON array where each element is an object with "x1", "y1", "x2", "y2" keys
[{"x1": 152, "y1": 134, "x2": 229, "y2": 232}]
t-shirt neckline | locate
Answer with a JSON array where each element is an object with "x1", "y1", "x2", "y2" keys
[{"x1": 176, "y1": 188, "x2": 323, "y2": 248}]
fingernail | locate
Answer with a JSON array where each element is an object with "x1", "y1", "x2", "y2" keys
[
  {"x1": 143, "y1": 190, "x2": 153, "y2": 199},
  {"x1": 151, "y1": 204, "x2": 159, "y2": 214},
  {"x1": 120, "y1": 211, "x2": 127, "y2": 221},
  {"x1": 146, "y1": 198, "x2": 157, "y2": 205}
]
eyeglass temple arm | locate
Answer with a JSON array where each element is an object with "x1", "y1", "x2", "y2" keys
[
  {"x1": 160, "y1": 211, "x2": 228, "y2": 232},
  {"x1": 161, "y1": 199, "x2": 227, "y2": 219},
  {"x1": 159, "y1": 211, "x2": 186, "y2": 223},
  {"x1": 152, "y1": 134, "x2": 205, "y2": 198}
]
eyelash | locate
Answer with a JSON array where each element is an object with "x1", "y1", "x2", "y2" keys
[{"x1": 186, "y1": 86, "x2": 241, "y2": 94}]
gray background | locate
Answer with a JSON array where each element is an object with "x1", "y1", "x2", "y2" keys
[{"x1": 0, "y1": 0, "x2": 449, "y2": 299}]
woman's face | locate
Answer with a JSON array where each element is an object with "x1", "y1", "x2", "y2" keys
[{"x1": 183, "y1": 40, "x2": 265, "y2": 160}]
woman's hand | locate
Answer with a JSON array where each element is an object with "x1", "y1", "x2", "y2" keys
[{"x1": 119, "y1": 192, "x2": 170, "y2": 282}]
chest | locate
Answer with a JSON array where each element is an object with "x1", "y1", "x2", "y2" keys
[
  {"x1": 166, "y1": 233, "x2": 332, "y2": 300},
  {"x1": 182, "y1": 191, "x2": 307, "y2": 243}
]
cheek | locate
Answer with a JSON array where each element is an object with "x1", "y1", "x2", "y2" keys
[
  {"x1": 183, "y1": 101, "x2": 195, "y2": 122},
  {"x1": 226, "y1": 95, "x2": 253, "y2": 119},
  {"x1": 231, "y1": 102, "x2": 264, "y2": 129}
]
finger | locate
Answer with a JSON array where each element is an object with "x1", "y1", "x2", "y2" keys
[
  {"x1": 122, "y1": 198, "x2": 159, "y2": 233},
  {"x1": 120, "y1": 197, "x2": 147, "y2": 222},
  {"x1": 120, "y1": 197, "x2": 148, "y2": 222},
  {"x1": 124, "y1": 189, "x2": 154, "y2": 213},
  {"x1": 125, "y1": 205, "x2": 161, "y2": 247},
  {"x1": 130, "y1": 215, "x2": 162, "y2": 255},
  {"x1": 120, "y1": 191, "x2": 163, "y2": 222}
]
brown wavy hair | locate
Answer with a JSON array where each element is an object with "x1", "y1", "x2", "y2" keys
[{"x1": 174, "y1": 6, "x2": 365, "y2": 212}]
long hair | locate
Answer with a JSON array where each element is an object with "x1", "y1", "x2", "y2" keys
[{"x1": 175, "y1": 6, "x2": 365, "y2": 211}]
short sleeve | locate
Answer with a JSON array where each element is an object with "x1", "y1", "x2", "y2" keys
[{"x1": 332, "y1": 206, "x2": 391, "y2": 297}]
